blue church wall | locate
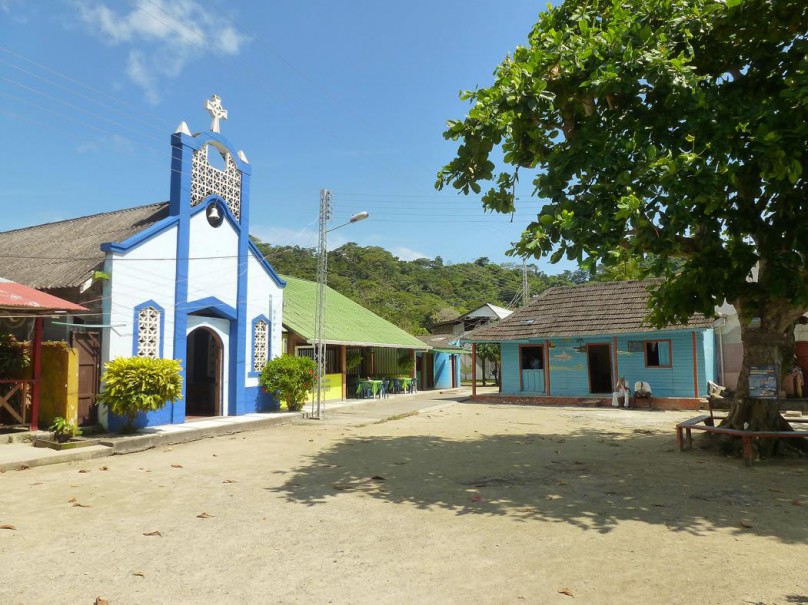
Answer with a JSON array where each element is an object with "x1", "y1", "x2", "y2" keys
[
  {"x1": 497, "y1": 329, "x2": 714, "y2": 398},
  {"x1": 107, "y1": 403, "x2": 176, "y2": 433},
  {"x1": 244, "y1": 386, "x2": 279, "y2": 413}
]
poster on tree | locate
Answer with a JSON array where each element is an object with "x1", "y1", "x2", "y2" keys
[{"x1": 748, "y1": 365, "x2": 778, "y2": 399}]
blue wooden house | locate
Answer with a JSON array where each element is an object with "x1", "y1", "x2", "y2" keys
[{"x1": 464, "y1": 280, "x2": 716, "y2": 409}]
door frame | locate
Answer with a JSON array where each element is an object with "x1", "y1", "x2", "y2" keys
[
  {"x1": 186, "y1": 316, "x2": 229, "y2": 416},
  {"x1": 71, "y1": 331, "x2": 101, "y2": 426},
  {"x1": 586, "y1": 342, "x2": 613, "y2": 394}
]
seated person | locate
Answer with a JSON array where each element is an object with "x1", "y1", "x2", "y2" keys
[
  {"x1": 633, "y1": 381, "x2": 652, "y2": 405},
  {"x1": 612, "y1": 377, "x2": 630, "y2": 408}
]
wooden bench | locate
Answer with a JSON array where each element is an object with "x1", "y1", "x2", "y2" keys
[{"x1": 676, "y1": 415, "x2": 808, "y2": 465}]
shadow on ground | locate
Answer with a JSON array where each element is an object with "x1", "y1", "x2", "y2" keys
[{"x1": 270, "y1": 426, "x2": 808, "y2": 543}]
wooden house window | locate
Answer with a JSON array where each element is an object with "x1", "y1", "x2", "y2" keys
[
  {"x1": 520, "y1": 346, "x2": 544, "y2": 370},
  {"x1": 644, "y1": 340, "x2": 672, "y2": 368}
]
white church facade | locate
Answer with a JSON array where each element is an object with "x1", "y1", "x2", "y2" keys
[{"x1": 0, "y1": 96, "x2": 285, "y2": 430}]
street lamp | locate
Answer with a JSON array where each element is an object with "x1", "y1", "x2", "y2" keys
[{"x1": 313, "y1": 189, "x2": 368, "y2": 419}]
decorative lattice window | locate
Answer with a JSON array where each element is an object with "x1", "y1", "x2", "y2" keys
[
  {"x1": 190, "y1": 145, "x2": 242, "y2": 220},
  {"x1": 253, "y1": 319, "x2": 269, "y2": 372},
  {"x1": 137, "y1": 306, "x2": 161, "y2": 358}
]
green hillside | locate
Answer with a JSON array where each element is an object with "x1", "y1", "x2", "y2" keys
[{"x1": 253, "y1": 239, "x2": 587, "y2": 334}]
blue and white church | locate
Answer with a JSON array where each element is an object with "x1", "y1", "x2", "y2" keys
[{"x1": 98, "y1": 96, "x2": 285, "y2": 429}]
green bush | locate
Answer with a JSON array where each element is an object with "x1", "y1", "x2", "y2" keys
[
  {"x1": 398, "y1": 350, "x2": 415, "y2": 375},
  {"x1": 97, "y1": 357, "x2": 183, "y2": 433},
  {"x1": 259, "y1": 354, "x2": 316, "y2": 411},
  {"x1": 50, "y1": 416, "x2": 81, "y2": 443},
  {"x1": 0, "y1": 334, "x2": 30, "y2": 378}
]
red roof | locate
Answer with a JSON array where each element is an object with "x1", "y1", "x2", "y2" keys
[{"x1": 0, "y1": 278, "x2": 87, "y2": 313}]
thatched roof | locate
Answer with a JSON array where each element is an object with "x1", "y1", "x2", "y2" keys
[
  {"x1": 0, "y1": 203, "x2": 169, "y2": 289},
  {"x1": 464, "y1": 280, "x2": 713, "y2": 342}
]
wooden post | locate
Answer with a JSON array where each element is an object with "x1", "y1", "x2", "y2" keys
[
  {"x1": 30, "y1": 317, "x2": 43, "y2": 431},
  {"x1": 341, "y1": 345, "x2": 347, "y2": 400},
  {"x1": 612, "y1": 336, "x2": 619, "y2": 388},
  {"x1": 545, "y1": 339, "x2": 551, "y2": 395},
  {"x1": 471, "y1": 343, "x2": 477, "y2": 398},
  {"x1": 691, "y1": 331, "x2": 699, "y2": 398}
]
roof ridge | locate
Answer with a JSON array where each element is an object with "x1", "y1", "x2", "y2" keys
[{"x1": 0, "y1": 202, "x2": 169, "y2": 236}]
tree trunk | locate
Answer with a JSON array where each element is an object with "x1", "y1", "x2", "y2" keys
[
  {"x1": 481, "y1": 357, "x2": 487, "y2": 387},
  {"x1": 719, "y1": 314, "x2": 807, "y2": 458}
]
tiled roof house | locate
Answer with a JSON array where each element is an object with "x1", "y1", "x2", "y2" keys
[{"x1": 464, "y1": 280, "x2": 716, "y2": 409}]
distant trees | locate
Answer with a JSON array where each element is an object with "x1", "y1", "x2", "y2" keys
[{"x1": 252, "y1": 239, "x2": 575, "y2": 334}]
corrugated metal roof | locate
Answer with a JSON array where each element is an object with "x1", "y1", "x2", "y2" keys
[
  {"x1": 0, "y1": 278, "x2": 87, "y2": 313},
  {"x1": 418, "y1": 333, "x2": 465, "y2": 352},
  {"x1": 465, "y1": 279, "x2": 713, "y2": 342},
  {"x1": 282, "y1": 276, "x2": 428, "y2": 349},
  {"x1": 0, "y1": 203, "x2": 170, "y2": 289}
]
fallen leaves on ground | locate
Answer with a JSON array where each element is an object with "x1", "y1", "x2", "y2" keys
[
  {"x1": 72, "y1": 503, "x2": 91, "y2": 508},
  {"x1": 0, "y1": 524, "x2": 17, "y2": 530},
  {"x1": 558, "y1": 588, "x2": 574, "y2": 597},
  {"x1": 792, "y1": 499, "x2": 802, "y2": 506},
  {"x1": 99, "y1": 466, "x2": 109, "y2": 471},
  {"x1": 132, "y1": 571, "x2": 145, "y2": 578},
  {"x1": 197, "y1": 512, "x2": 214, "y2": 519},
  {"x1": 370, "y1": 475, "x2": 386, "y2": 481},
  {"x1": 740, "y1": 519, "x2": 753, "y2": 528},
  {"x1": 171, "y1": 464, "x2": 183, "y2": 468},
  {"x1": 143, "y1": 530, "x2": 162, "y2": 537},
  {"x1": 222, "y1": 479, "x2": 237, "y2": 483},
  {"x1": 78, "y1": 469, "x2": 90, "y2": 473},
  {"x1": 17, "y1": 465, "x2": 29, "y2": 471},
  {"x1": 95, "y1": 598, "x2": 109, "y2": 605}
]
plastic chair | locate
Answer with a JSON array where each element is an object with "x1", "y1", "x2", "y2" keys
[{"x1": 381, "y1": 379, "x2": 390, "y2": 398}]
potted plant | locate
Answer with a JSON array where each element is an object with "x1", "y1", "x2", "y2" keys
[
  {"x1": 35, "y1": 416, "x2": 97, "y2": 450},
  {"x1": 259, "y1": 354, "x2": 317, "y2": 411},
  {"x1": 50, "y1": 416, "x2": 81, "y2": 443}
]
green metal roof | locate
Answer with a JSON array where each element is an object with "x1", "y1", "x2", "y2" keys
[{"x1": 281, "y1": 276, "x2": 428, "y2": 350}]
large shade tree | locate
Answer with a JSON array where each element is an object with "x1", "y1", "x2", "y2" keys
[{"x1": 437, "y1": 0, "x2": 808, "y2": 445}]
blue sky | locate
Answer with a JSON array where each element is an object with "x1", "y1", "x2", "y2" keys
[{"x1": 1, "y1": 0, "x2": 572, "y2": 271}]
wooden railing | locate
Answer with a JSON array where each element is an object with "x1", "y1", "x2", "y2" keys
[{"x1": 0, "y1": 379, "x2": 34, "y2": 427}]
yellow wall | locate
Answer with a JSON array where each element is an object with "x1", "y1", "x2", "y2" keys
[
  {"x1": 38, "y1": 345, "x2": 79, "y2": 427},
  {"x1": 307, "y1": 373, "x2": 344, "y2": 403}
]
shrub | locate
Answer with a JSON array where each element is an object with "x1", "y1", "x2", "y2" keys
[
  {"x1": 259, "y1": 354, "x2": 316, "y2": 411},
  {"x1": 50, "y1": 416, "x2": 81, "y2": 443},
  {"x1": 97, "y1": 357, "x2": 183, "y2": 433},
  {"x1": 398, "y1": 350, "x2": 415, "y2": 375},
  {"x1": 0, "y1": 334, "x2": 30, "y2": 377}
]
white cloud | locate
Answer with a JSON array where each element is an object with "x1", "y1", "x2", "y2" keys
[
  {"x1": 252, "y1": 226, "x2": 319, "y2": 249},
  {"x1": 391, "y1": 246, "x2": 429, "y2": 261},
  {"x1": 75, "y1": 0, "x2": 248, "y2": 104},
  {"x1": 0, "y1": 0, "x2": 31, "y2": 22}
]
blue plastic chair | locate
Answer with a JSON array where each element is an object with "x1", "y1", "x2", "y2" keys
[{"x1": 381, "y1": 379, "x2": 390, "y2": 398}]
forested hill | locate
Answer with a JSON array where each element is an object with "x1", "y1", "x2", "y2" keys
[{"x1": 253, "y1": 240, "x2": 588, "y2": 335}]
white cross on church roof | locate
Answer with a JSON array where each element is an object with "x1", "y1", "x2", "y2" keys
[{"x1": 205, "y1": 95, "x2": 228, "y2": 133}]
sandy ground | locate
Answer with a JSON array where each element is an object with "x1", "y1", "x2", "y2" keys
[{"x1": 1, "y1": 398, "x2": 807, "y2": 605}]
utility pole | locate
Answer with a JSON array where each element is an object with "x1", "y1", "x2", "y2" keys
[{"x1": 314, "y1": 189, "x2": 331, "y2": 419}]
